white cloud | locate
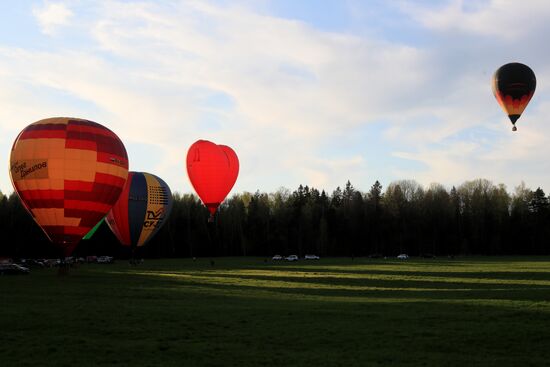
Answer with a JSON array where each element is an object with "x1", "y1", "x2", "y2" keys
[
  {"x1": 3, "y1": 1, "x2": 438, "y2": 193},
  {"x1": 90, "y1": 1, "x2": 435, "y2": 132},
  {"x1": 402, "y1": 0, "x2": 550, "y2": 41},
  {"x1": 3, "y1": 1, "x2": 550, "y2": 195},
  {"x1": 32, "y1": 2, "x2": 73, "y2": 35}
]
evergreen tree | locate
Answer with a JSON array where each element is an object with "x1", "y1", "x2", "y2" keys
[
  {"x1": 529, "y1": 188, "x2": 548, "y2": 213},
  {"x1": 3, "y1": 178, "x2": 550, "y2": 258}
]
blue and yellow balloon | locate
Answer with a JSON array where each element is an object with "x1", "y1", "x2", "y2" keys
[{"x1": 106, "y1": 172, "x2": 172, "y2": 248}]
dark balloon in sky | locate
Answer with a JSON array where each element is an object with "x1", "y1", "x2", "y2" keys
[
  {"x1": 106, "y1": 172, "x2": 173, "y2": 248},
  {"x1": 186, "y1": 140, "x2": 239, "y2": 221},
  {"x1": 492, "y1": 62, "x2": 536, "y2": 131},
  {"x1": 9, "y1": 117, "x2": 129, "y2": 255}
]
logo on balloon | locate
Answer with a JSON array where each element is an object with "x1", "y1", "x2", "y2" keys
[
  {"x1": 109, "y1": 157, "x2": 127, "y2": 166},
  {"x1": 144, "y1": 208, "x2": 165, "y2": 229},
  {"x1": 10, "y1": 160, "x2": 48, "y2": 180},
  {"x1": 129, "y1": 194, "x2": 148, "y2": 202}
]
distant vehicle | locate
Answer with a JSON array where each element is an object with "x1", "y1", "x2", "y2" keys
[
  {"x1": 304, "y1": 254, "x2": 319, "y2": 260},
  {"x1": 272, "y1": 255, "x2": 283, "y2": 261},
  {"x1": 285, "y1": 255, "x2": 298, "y2": 262},
  {"x1": 86, "y1": 256, "x2": 98, "y2": 263},
  {"x1": 421, "y1": 253, "x2": 436, "y2": 259},
  {"x1": 44, "y1": 259, "x2": 61, "y2": 267},
  {"x1": 20, "y1": 259, "x2": 44, "y2": 268},
  {"x1": 97, "y1": 256, "x2": 114, "y2": 264},
  {"x1": 368, "y1": 253, "x2": 383, "y2": 259},
  {"x1": 0, "y1": 263, "x2": 30, "y2": 275},
  {"x1": 397, "y1": 254, "x2": 409, "y2": 260}
]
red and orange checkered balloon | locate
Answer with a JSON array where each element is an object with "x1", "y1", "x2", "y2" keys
[{"x1": 9, "y1": 117, "x2": 129, "y2": 255}]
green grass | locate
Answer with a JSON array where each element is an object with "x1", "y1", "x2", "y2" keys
[{"x1": 2, "y1": 257, "x2": 550, "y2": 366}]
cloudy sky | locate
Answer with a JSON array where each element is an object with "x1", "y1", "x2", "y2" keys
[{"x1": 2, "y1": 0, "x2": 550, "y2": 196}]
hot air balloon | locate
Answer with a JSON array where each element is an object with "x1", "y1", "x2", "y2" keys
[
  {"x1": 106, "y1": 172, "x2": 173, "y2": 249},
  {"x1": 492, "y1": 62, "x2": 536, "y2": 131},
  {"x1": 9, "y1": 117, "x2": 129, "y2": 256},
  {"x1": 186, "y1": 140, "x2": 239, "y2": 221}
]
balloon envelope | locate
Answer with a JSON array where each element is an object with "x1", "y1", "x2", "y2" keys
[
  {"x1": 492, "y1": 62, "x2": 536, "y2": 129},
  {"x1": 9, "y1": 117, "x2": 129, "y2": 255},
  {"x1": 186, "y1": 140, "x2": 239, "y2": 216},
  {"x1": 106, "y1": 172, "x2": 173, "y2": 247}
]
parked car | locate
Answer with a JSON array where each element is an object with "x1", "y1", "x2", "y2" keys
[
  {"x1": 44, "y1": 259, "x2": 61, "y2": 267},
  {"x1": 20, "y1": 259, "x2": 44, "y2": 268},
  {"x1": 0, "y1": 263, "x2": 30, "y2": 275},
  {"x1": 97, "y1": 256, "x2": 114, "y2": 264},
  {"x1": 285, "y1": 255, "x2": 299, "y2": 261},
  {"x1": 397, "y1": 254, "x2": 409, "y2": 260},
  {"x1": 272, "y1": 255, "x2": 283, "y2": 261},
  {"x1": 304, "y1": 254, "x2": 320, "y2": 260}
]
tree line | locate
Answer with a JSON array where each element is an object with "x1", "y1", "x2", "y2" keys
[{"x1": 2, "y1": 178, "x2": 550, "y2": 259}]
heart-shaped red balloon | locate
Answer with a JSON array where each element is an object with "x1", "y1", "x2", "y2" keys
[{"x1": 186, "y1": 140, "x2": 239, "y2": 219}]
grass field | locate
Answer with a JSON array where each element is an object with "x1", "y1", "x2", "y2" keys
[{"x1": 2, "y1": 257, "x2": 550, "y2": 366}]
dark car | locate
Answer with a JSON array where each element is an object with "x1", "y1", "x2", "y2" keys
[
  {"x1": 0, "y1": 263, "x2": 30, "y2": 275},
  {"x1": 21, "y1": 259, "x2": 45, "y2": 268},
  {"x1": 304, "y1": 254, "x2": 320, "y2": 260},
  {"x1": 97, "y1": 256, "x2": 114, "y2": 264}
]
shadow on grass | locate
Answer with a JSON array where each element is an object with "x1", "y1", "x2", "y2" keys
[{"x1": 4, "y1": 259, "x2": 550, "y2": 367}]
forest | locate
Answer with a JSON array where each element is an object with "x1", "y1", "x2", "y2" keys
[{"x1": 1, "y1": 178, "x2": 550, "y2": 259}]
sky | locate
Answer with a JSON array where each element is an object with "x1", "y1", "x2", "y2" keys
[{"x1": 2, "y1": 0, "x2": 550, "y2": 196}]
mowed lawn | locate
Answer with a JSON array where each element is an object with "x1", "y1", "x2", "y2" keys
[{"x1": 2, "y1": 257, "x2": 550, "y2": 366}]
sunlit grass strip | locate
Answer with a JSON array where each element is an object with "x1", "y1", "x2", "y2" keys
[
  {"x1": 117, "y1": 268, "x2": 550, "y2": 287},
  {"x1": 281, "y1": 262, "x2": 550, "y2": 273},
  {"x1": 114, "y1": 270, "x2": 550, "y2": 292}
]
